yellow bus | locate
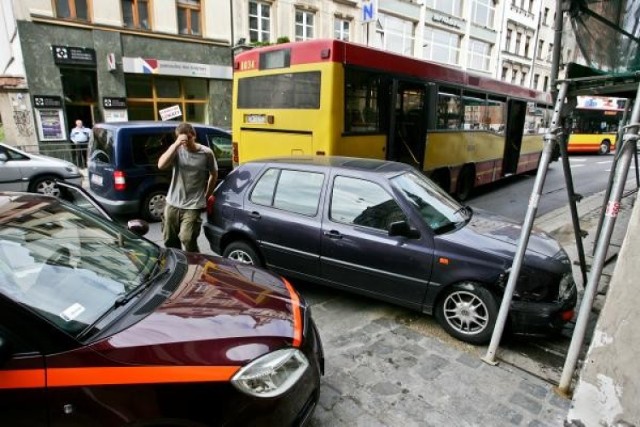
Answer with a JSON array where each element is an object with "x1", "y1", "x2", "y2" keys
[
  {"x1": 232, "y1": 40, "x2": 551, "y2": 199},
  {"x1": 568, "y1": 96, "x2": 624, "y2": 155}
]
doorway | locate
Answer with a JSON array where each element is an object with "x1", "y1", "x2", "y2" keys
[
  {"x1": 60, "y1": 68, "x2": 98, "y2": 129},
  {"x1": 388, "y1": 81, "x2": 428, "y2": 169},
  {"x1": 503, "y1": 99, "x2": 526, "y2": 176}
]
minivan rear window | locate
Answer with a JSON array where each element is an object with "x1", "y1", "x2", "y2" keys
[
  {"x1": 90, "y1": 128, "x2": 115, "y2": 164},
  {"x1": 131, "y1": 132, "x2": 175, "y2": 165}
]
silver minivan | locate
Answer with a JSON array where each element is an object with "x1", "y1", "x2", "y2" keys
[{"x1": 0, "y1": 142, "x2": 83, "y2": 196}]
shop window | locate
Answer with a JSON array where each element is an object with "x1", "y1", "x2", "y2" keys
[
  {"x1": 375, "y1": 13, "x2": 414, "y2": 56},
  {"x1": 126, "y1": 76, "x2": 208, "y2": 122},
  {"x1": 155, "y1": 77, "x2": 181, "y2": 98},
  {"x1": 55, "y1": 0, "x2": 89, "y2": 21},
  {"x1": 177, "y1": 0, "x2": 201, "y2": 36},
  {"x1": 468, "y1": 39, "x2": 491, "y2": 72},
  {"x1": 183, "y1": 78, "x2": 208, "y2": 100},
  {"x1": 425, "y1": 0, "x2": 461, "y2": 16},
  {"x1": 122, "y1": 0, "x2": 150, "y2": 30}
]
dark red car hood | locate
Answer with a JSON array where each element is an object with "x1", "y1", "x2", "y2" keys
[{"x1": 92, "y1": 252, "x2": 302, "y2": 366}]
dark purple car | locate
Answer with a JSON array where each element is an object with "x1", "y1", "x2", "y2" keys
[
  {"x1": 0, "y1": 189, "x2": 323, "y2": 426},
  {"x1": 204, "y1": 156, "x2": 577, "y2": 344}
]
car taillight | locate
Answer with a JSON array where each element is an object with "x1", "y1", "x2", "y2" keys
[
  {"x1": 232, "y1": 141, "x2": 239, "y2": 165},
  {"x1": 206, "y1": 195, "x2": 215, "y2": 215},
  {"x1": 114, "y1": 170, "x2": 126, "y2": 191}
]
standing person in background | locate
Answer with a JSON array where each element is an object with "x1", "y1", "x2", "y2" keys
[
  {"x1": 158, "y1": 122, "x2": 217, "y2": 252},
  {"x1": 69, "y1": 119, "x2": 91, "y2": 167}
]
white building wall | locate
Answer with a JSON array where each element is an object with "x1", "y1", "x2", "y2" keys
[{"x1": 92, "y1": 1, "x2": 122, "y2": 27}]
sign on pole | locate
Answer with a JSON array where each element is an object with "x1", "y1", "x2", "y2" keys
[{"x1": 362, "y1": 0, "x2": 377, "y2": 23}]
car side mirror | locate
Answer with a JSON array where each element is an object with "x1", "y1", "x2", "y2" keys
[
  {"x1": 388, "y1": 221, "x2": 420, "y2": 239},
  {"x1": 0, "y1": 153, "x2": 8, "y2": 163},
  {"x1": 0, "y1": 335, "x2": 13, "y2": 366},
  {"x1": 127, "y1": 219, "x2": 149, "y2": 236}
]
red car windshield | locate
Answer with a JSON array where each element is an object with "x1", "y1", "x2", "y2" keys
[{"x1": 0, "y1": 194, "x2": 160, "y2": 336}]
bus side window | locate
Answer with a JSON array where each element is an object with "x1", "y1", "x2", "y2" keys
[
  {"x1": 345, "y1": 69, "x2": 383, "y2": 133},
  {"x1": 437, "y1": 88, "x2": 462, "y2": 130}
]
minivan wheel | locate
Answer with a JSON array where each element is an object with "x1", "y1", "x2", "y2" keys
[
  {"x1": 29, "y1": 175, "x2": 60, "y2": 197},
  {"x1": 223, "y1": 241, "x2": 262, "y2": 267},
  {"x1": 142, "y1": 190, "x2": 166, "y2": 222},
  {"x1": 435, "y1": 282, "x2": 498, "y2": 345}
]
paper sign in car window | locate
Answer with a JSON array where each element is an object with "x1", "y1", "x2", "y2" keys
[{"x1": 60, "y1": 303, "x2": 85, "y2": 322}]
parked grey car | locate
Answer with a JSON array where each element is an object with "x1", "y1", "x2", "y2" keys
[{"x1": 0, "y1": 143, "x2": 82, "y2": 196}]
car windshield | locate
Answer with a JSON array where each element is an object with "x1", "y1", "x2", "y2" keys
[
  {"x1": 0, "y1": 194, "x2": 161, "y2": 337},
  {"x1": 391, "y1": 172, "x2": 469, "y2": 232}
]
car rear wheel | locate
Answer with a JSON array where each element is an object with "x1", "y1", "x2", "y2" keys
[
  {"x1": 599, "y1": 140, "x2": 611, "y2": 155},
  {"x1": 29, "y1": 175, "x2": 60, "y2": 197},
  {"x1": 435, "y1": 282, "x2": 497, "y2": 345},
  {"x1": 223, "y1": 241, "x2": 262, "y2": 267},
  {"x1": 142, "y1": 190, "x2": 166, "y2": 222}
]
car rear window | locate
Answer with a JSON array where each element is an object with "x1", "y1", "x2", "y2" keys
[
  {"x1": 131, "y1": 132, "x2": 175, "y2": 165},
  {"x1": 90, "y1": 128, "x2": 115, "y2": 164},
  {"x1": 250, "y1": 168, "x2": 324, "y2": 216}
]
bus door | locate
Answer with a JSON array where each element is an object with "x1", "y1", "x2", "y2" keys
[
  {"x1": 388, "y1": 80, "x2": 429, "y2": 169},
  {"x1": 502, "y1": 99, "x2": 527, "y2": 176}
]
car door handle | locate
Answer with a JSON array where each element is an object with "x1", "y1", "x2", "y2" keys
[
  {"x1": 249, "y1": 211, "x2": 261, "y2": 219},
  {"x1": 323, "y1": 230, "x2": 343, "y2": 239}
]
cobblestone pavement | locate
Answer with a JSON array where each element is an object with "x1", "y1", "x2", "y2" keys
[{"x1": 300, "y1": 287, "x2": 571, "y2": 427}]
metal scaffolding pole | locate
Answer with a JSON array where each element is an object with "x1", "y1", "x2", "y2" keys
[
  {"x1": 557, "y1": 81, "x2": 640, "y2": 395},
  {"x1": 483, "y1": 81, "x2": 570, "y2": 365},
  {"x1": 592, "y1": 100, "x2": 633, "y2": 254},
  {"x1": 556, "y1": 120, "x2": 588, "y2": 286}
]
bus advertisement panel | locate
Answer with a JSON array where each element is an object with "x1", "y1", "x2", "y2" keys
[
  {"x1": 568, "y1": 96, "x2": 625, "y2": 154},
  {"x1": 232, "y1": 40, "x2": 552, "y2": 200}
]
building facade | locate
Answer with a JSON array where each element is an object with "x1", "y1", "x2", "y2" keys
[
  {"x1": 1, "y1": 0, "x2": 573, "y2": 149},
  {"x1": 1, "y1": 0, "x2": 233, "y2": 148}
]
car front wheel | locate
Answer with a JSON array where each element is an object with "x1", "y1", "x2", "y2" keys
[
  {"x1": 435, "y1": 282, "x2": 498, "y2": 345},
  {"x1": 29, "y1": 175, "x2": 60, "y2": 197},
  {"x1": 223, "y1": 241, "x2": 262, "y2": 267}
]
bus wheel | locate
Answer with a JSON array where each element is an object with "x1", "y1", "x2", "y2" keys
[
  {"x1": 430, "y1": 169, "x2": 450, "y2": 193},
  {"x1": 599, "y1": 140, "x2": 611, "y2": 155},
  {"x1": 456, "y1": 166, "x2": 475, "y2": 201}
]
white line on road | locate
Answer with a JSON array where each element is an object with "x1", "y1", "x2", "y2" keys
[
  {"x1": 597, "y1": 161, "x2": 613, "y2": 164},
  {"x1": 569, "y1": 158, "x2": 587, "y2": 162},
  {"x1": 571, "y1": 164, "x2": 585, "y2": 168}
]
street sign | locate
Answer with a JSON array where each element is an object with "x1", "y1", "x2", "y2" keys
[
  {"x1": 159, "y1": 105, "x2": 182, "y2": 121},
  {"x1": 362, "y1": 0, "x2": 377, "y2": 23}
]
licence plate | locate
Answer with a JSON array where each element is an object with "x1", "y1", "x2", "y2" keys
[
  {"x1": 245, "y1": 114, "x2": 267, "y2": 124},
  {"x1": 90, "y1": 173, "x2": 103, "y2": 186}
]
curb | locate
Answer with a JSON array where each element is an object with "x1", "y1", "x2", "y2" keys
[{"x1": 536, "y1": 191, "x2": 608, "y2": 236}]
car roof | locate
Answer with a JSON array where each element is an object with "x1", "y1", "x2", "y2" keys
[
  {"x1": 93, "y1": 121, "x2": 228, "y2": 133},
  {"x1": 247, "y1": 156, "x2": 414, "y2": 174}
]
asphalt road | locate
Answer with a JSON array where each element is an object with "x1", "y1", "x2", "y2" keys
[{"x1": 468, "y1": 152, "x2": 639, "y2": 221}]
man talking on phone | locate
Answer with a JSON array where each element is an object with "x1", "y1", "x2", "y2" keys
[{"x1": 158, "y1": 122, "x2": 217, "y2": 252}]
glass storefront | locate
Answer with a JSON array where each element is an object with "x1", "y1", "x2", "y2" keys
[{"x1": 125, "y1": 75, "x2": 208, "y2": 122}]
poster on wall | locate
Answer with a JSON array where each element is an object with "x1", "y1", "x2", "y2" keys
[{"x1": 35, "y1": 109, "x2": 66, "y2": 141}]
